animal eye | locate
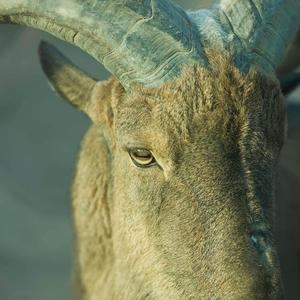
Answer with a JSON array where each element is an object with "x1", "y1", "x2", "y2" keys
[{"x1": 128, "y1": 148, "x2": 157, "y2": 168}]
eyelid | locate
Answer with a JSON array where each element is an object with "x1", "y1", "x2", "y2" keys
[
  {"x1": 128, "y1": 147, "x2": 158, "y2": 169},
  {"x1": 124, "y1": 143, "x2": 153, "y2": 152},
  {"x1": 130, "y1": 157, "x2": 157, "y2": 169}
]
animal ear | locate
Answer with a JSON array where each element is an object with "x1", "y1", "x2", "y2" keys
[
  {"x1": 276, "y1": 31, "x2": 300, "y2": 96},
  {"x1": 277, "y1": 31, "x2": 300, "y2": 75},
  {"x1": 279, "y1": 73, "x2": 300, "y2": 96},
  {"x1": 39, "y1": 41, "x2": 115, "y2": 124}
]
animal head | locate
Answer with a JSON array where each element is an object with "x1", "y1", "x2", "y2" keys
[{"x1": 1, "y1": 0, "x2": 299, "y2": 299}]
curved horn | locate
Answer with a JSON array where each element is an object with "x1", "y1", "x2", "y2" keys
[
  {"x1": 188, "y1": 0, "x2": 300, "y2": 72},
  {"x1": 0, "y1": 0, "x2": 206, "y2": 88}
]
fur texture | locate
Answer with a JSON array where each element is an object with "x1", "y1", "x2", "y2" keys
[{"x1": 70, "y1": 51, "x2": 285, "y2": 299}]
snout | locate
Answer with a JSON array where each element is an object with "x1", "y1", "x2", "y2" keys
[{"x1": 156, "y1": 195, "x2": 284, "y2": 299}]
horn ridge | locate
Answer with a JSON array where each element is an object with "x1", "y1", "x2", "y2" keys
[
  {"x1": 217, "y1": 0, "x2": 300, "y2": 71},
  {"x1": 188, "y1": 0, "x2": 300, "y2": 72},
  {"x1": 0, "y1": 0, "x2": 207, "y2": 88}
]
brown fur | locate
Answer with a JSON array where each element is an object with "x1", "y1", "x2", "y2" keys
[{"x1": 69, "y1": 51, "x2": 286, "y2": 299}]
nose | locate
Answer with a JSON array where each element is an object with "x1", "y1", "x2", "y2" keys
[
  {"x1": 250, "y1": 221, "x2": 279, "y2": 268},
  {"x1": 250, "y1": 227, "x2": 284, "y2": 299},
  {"x1": 250, "y1": 230, "x2": 273, "y2": 266}
]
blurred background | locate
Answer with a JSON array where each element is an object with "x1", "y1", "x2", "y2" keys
[{"x1": 0, "y1": 1, "x2": 299, "y2": 300}]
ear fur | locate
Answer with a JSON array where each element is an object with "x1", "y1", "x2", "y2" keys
[{"x1": 38, "y1": 41, "x2": 117, "y2": 125}]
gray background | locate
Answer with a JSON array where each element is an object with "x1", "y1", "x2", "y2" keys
[{"x1": 0, "y1": 1, "x2": 299, "y2": 300}]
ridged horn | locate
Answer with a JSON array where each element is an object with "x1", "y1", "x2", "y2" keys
[
  {"x1": 0, "y1": 0, "x2": 206, "y2": 89},
  {"x1": 188, "y1": 0, "x2": 300, "y2": 73}
]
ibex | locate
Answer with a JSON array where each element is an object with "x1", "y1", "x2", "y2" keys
[{"x1": 0, "y1": 0, "x2": 300, "y2": 299}]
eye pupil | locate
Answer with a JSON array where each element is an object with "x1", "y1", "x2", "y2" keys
[{"x1": 129, "y1": 148, "x2": 157, "y2": 168}]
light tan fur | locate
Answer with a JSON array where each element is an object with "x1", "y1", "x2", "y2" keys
[{"x1": 69, "y1": 51, "x2": 285, "y2": 299}]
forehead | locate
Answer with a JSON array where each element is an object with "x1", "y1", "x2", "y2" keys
[
  {"x1": 116, "y1": 65, "x2": 224, "y2": 138},
  {"x1": 115, "y1": 57, "x2": 283, "y2": 149}
]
